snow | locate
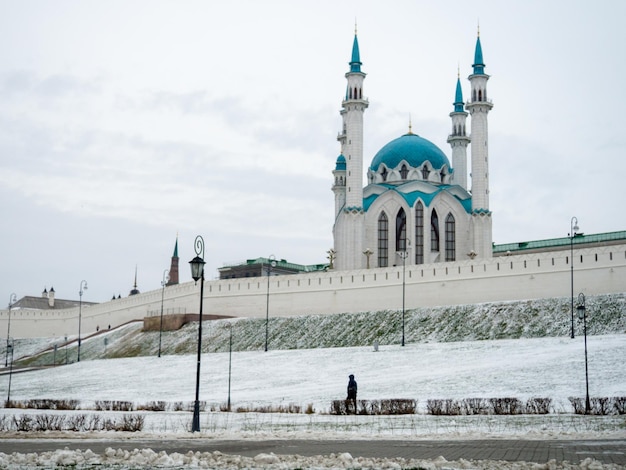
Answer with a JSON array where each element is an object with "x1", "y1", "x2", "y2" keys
[{"x1": 1, "y1": 334, "x2": 625, "y2": 469}]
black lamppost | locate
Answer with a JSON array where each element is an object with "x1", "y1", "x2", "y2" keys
[
  {"x1": 397, "y1": 249, "x2": 409, "y2": 346},
  {"x1": 158, "y1": 269, "x2": 169, "y2": 358},
  {"x1": 227, "y1": 323, "x2": 233, "y2": 412},
  {"x1": 189, "y1": 235, "x2": 206, "y2": 433},
  {"x1": 77, "y1": 280, "x2": 88, "y2": 362},
  {"x1": 5, "y1": 293, "x2": 16, "y2": 367},
  {"x1": 6, "y1": 338, "x2": 14, "y2": 406},
  {"x1": 576, "y1": 293, "x2": 591, "y2": 414},
  {"x1": 569, "y1": 217, "x2": 579, "y2": 339},
  {"x1": 265, "y1": 255, "x2": 276, "y2": 352}
]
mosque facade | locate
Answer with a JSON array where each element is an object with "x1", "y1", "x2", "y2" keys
[{"x1": 332, "y1": 32, "x2": 492, "y2": 271}]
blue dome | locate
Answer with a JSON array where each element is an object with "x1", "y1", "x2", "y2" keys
[
  {"x1": 370, "y1": 133, "x2": 450, "y2": 171},
  {"x1": 335, "y1": 154, "x2": 346, "y2": 171}
]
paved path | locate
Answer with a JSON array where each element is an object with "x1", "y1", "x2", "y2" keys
[{"x1": 1, "y1": 438, "x2": 625, "y2": 465}]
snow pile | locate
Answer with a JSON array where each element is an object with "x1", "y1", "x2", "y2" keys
[{"x1": 0, "y1": 448, "x2": 622, "y2": 469}]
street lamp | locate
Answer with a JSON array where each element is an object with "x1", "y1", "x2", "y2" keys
[
  {"x1": 158, "y1": 269, "x2": 169, "y2": 358},
  {"x1": 5, "y1": 293, "x2": 16, "y2": 367},
  {"x1": 576, "y1": 293, "x2": 591, "y2": 414},
  {"x1": 6, "y1": 338, "x2": 14, "y2": 406},
  {"x1": 569, "y1": 217, "x2": 580, "y2": 339},
  {"x1": 397, "y1": 249, "x2": 409, "y2": 346},
  {"x1": 265, "y1": 255, "x2": 276, "y2": 352},
  {"x1": 227, "y1": 323, "x2": 233, "y2": 412},
  {"x1": 189, "y1": 235, "x2": 206, "y2": 433},
  {"x1": 77, "y1": 280, "x2": 88, "y2": 362}
]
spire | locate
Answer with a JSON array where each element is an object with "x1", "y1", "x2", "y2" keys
[
  {"x1": 454, "y1": 74, "x2": 464, "y2": 112},
  {"x1": 472, "y1": 28, "x2": 485, "y2": 75},
  {"x1": 167, "y1": 234, "x2": 180, "y2": 286},
  {"x1": 408, "y1": 114, "x2": 414, "y2": 134},
  {"x1": 129, "y1": 266, "x2": 140, "y2": 295},
  {"x1": 349, "y1": 33, "x2": 362, "y2": 73}
]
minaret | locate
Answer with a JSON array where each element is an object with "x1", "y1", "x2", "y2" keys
[
  {"x1": 447, "y1": 70, "x2": 470, "y2": 190},
  {"x1": 333, "y1": 29, "x2": 369, "y2": 270},
  {"x1": 466, "y1": 29, "x2": 494, "y2": 258},
  {"x1": 166, "y1": 235, "x2": 179, "y2": 286}
]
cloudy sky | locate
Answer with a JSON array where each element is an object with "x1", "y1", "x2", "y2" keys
[{"x1": 1, "y1": 0, "x2": 624, "y2": 304}]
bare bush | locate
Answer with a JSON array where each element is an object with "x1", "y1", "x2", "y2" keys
[
  {"x1": 490, "y1": 397, "x2": 522, "y2": 415},
  {"x1": 525, "y1": 397, "x2": 552, "y2": 414},
  {"x1": 66, "y1": 414, "x2": 87, "y2": 431},
  {"x1": 426, "y1": 399, "x2": 461, "y2": 416},
  {"x1": 461, "y1": 398, "x2": 489, "y2": 415},
  {"x1": 137, "y1": 401, "x2": 166, "y2": 412},
  {"x1": 12, "y1": 415, "x2": 33, "y2": 432},
  {"x1": 614, "y1": 396, "x2": 626, "y2": 415},
  {"x1": 34, "y1": 414, "x2": 65, "y2": 431},
  {"x1": 331, "y1": 399, "x2": 416, "y2": 415}
]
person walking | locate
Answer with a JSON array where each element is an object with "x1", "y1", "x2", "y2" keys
[{"x1": 347, "y1": 374, "x2": 357, "y2": 414}]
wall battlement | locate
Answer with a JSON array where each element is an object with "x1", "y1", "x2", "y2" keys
[{"x1": 2, "y1": 244, "x2": 625, "y2": 339}]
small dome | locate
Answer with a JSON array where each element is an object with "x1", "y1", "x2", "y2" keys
[
  {"x1": 335, "y1": 154, "x2": 346, "y2": 171},
  {"x1": 370, "y1": 133, "x2": 450, "y2": 172}
]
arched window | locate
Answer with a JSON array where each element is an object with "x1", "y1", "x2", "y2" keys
[
  {"x1": 445, "y1": 213, "x2": 456, "y2": 261},
  {"x1": 430, "y1": 209, "x2": 439, "y2": 252},
  {"x1": 440, "y1": 170, "x2": 446, "y2": 183},
  {"x1": 415, "y1": 201, "x2": 424, "y2": 264},
  {"x1": 396, "y1": 208, "x2": 406, "y2": 252},
  {"x1": 381, "y1": 166, "x2": 388, "y2": 182},
  {"x1": 378, "y1": 212, "x2": 389, "y2": 267},
  {"x1": 400, "y1": 164, "x2": 408, "y2": 180},
  {"x1": 421, "y1": 164, "x2": 430, "y2": 180},
  {"x1": 478, "y1": 89, "x2": 483, "y2": 101}
]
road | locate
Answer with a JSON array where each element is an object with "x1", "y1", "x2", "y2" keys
[{"x1": 1, "y1": 438, "x2": 625, "y2": 465}]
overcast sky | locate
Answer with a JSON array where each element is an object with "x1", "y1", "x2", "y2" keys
[{"x1": 1, "y1": 0, "x2": 624, "y2": 304}]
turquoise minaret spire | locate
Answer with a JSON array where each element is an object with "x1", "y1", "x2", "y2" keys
[
  {"x1": 467, "y1": 27, "x2": 493, "y2": 259},
  {"x1": 448, "y1": 69, "x2": 470, "y2": 190},
  {"x1": 349, "y1": 34, "x2": 362, "y2": 73},
  {"x1": 472, "y1": 34, "x2": 485, "y2": 75},
  {"x1": 454, "y1": 75, "x2": 465, "y2": 112},
  {"x1": 333, "y1": 27, "x2": 369, "y2": 270}
]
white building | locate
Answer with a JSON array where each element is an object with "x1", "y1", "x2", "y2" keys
[{"x1": 333, "y1": 31, "x2": 492, "y2": 270}]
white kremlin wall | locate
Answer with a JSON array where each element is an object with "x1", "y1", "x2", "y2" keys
[{"x1": 2, "y1": 243, "x2": 625, "y2": 340}]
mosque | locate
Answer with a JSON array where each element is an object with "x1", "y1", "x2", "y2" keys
[
  {"x1": 332, "y1": 31, "x2": 492, "y2": 271},
  {"x1": 2, "y1": 30, "x2": 625, "y2": 340}
]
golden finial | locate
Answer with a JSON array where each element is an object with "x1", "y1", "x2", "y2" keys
[
  {"x1": 457, "y1": 63, "x2": 460, "y2": 79},
  {"x1": 408, "y1": 114, "x2": 413, "y2": 134},
  {"x1": 355, "y1": 18, "x2": 358, "y2": 35},
  {"x1": 477, "y1": 20, "x2": 480, "y2": 37}
]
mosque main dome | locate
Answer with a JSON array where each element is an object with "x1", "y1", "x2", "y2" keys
[{"x1": 369, "y1": 133, "x2": 450, "y2": 172}]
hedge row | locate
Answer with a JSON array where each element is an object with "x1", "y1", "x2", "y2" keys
[
  {"x1": 331, "y1": 397, "x2": 626, "y2": 415},
  {"x1": 0, "y1": 413, "x2": 144, "y2": 432}
]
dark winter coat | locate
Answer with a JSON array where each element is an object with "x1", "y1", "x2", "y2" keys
[{"x1": 347, "y1": 377, "x2": 357, "y2": 400}]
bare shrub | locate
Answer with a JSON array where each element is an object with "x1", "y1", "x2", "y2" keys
[
  {"x1": 525, "y1": 397, "x2": 552, "y2": 414},
  {"x1": 305, "y1": 403, "x2": 315, "y2": 414},
  {"x1": 56, "y1": 399, "x2": 80, "y2": 410},
  {"x1": 137, "y1": 401, "x2": 166, "y2": 412},
  {"x1": 614, "y1": 396, "x2": 626, "y2": 415},
  {"x1": 426, "y1": 399, "x2": 461, "y2": 416},
  {"x1": 490, "y1": 397, "x2": 522, "y2": 415},
  {"x1": 34, "y1": 414, "x2": 65, "y2": 431},
  {"x1": 331, "y1": 399, "x2": 415, "y2": 415},
  {"x1": 590, "y1": 397, "x2": 612, "y2": 416},
  {"x1": 569, "y1": 397, "x2": 585, "y2": 414},
  {"x1": 95, "y1": 400, "x2": 112, "y2": 411},
  {"x1": 12, "y1": 415, "x2": 33, "y2": 432},
  {"x1": 172, "y1": 401, "x2": 185, "y2": 411},
  {"x1": 461, "y1": 398, "x2": 489, "y2": 415},
  {"x1": 66, "y1": 414, "x2": 87, "y2": 432}
]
